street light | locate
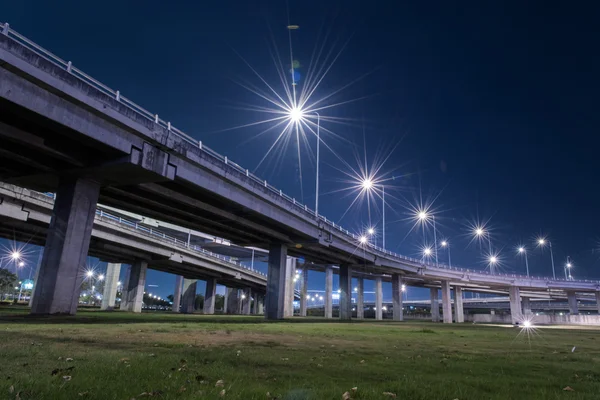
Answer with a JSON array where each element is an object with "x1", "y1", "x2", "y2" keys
[
  {"x1": 488, "y1": 255, "x2": 498, "y2": 273},
  {"x1": 417, "y1": 211, "x2": 438, "y2": 264},
  {"x1": 440, "y1": 240, "x2": 451, "y2": 268},
  {"x1": 11, "y1": 251, "x2": 20, "y2": 261},
  {"x1": 536, "y1": 237, "x2": 556, "y2": 279},
  {"x1": 474, "y1": 226, "x2": 492, "y2": 255},
  {"x1": 566, "y1": 256, "x2": 573, "y2": 281},
  {"x1": 517, "y1": 246, "x2": 530, "y2": 277},
  {"x1": 359, "y1": 235, "x2": 368, "y2": 245},
  {"x1": 360, "y1": 178, "x2": 387, "y2": 249}
]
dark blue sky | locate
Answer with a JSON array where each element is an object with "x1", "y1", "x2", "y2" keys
[{"x1": 2, "y1": 1, "x2": 600, "y2": 300}]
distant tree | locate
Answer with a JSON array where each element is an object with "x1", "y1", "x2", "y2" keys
[
  {"x1": 0, "y1": 269, "x2": 18, "y2": 301},
  {"x1": 215, "y1": 294, "x2": 225, "y2": 311},
  {"x1": 167, "y1": 294, "x2": 174, "y2": 302},
  {"x1": 194, "y1": 294, "x2": 205, "y2": 311}
]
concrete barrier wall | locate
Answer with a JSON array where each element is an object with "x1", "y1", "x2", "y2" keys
[{"x1": 467, "y1": 313, "x2": 600, "y2": 326}]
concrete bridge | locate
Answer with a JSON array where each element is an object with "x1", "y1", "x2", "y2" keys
[{"x1": 1, "y1": 23, "x2": 599, "y2": 323}]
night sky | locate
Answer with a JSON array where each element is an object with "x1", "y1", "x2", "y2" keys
[{"x1": 2, "y1": 1, "x2": 600, "y2": 301}]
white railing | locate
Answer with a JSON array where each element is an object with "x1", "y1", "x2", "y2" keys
[{"x1": 3, "y1": 23, "x2": 597, "y2": 286}]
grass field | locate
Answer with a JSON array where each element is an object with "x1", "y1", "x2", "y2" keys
[{"x1": 0, "y1": 306, "x2": 599, "y2": 399}]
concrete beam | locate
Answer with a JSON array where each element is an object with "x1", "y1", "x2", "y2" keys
[
  {"x1": 203, "y1": 278, "x2": 217, "y2": 314},
  {"x1": 356, "y1": 277, "x2": 364, "y2": 319},
  {"x1": 125, "y1": 259, "x2": 147, "y2": 313},
  {"x1": 375, "y1": 277, "x2": 383, "y2": 320},
  {"x1": 339, "y1": 265, "x2": 352, "y2": 321},
  {"x1": 31, "y1": 177, "x2": 100, "y2": 315},
  {"x1": 430, "y1": 288, "x2": 439, "y2": 322},
  {"x1": 181, "y1": 279, "x2": 197, "y2": 314},
  {"x1": 392, "y1": 274, "x2": 403, "y2": 321},
  {"x1": 101, "y1": 263, "x2": 121, "y2": 310},
  {"x1": 509, "y1": 286, "x2": 522, "y2": 324},
  {"x1": 265, "y1": 243, "x2": 287, "y2": 320},
  {"x1": 441, "y1": 280, "x2": 452, "y2": 323},
  {"x1": 172, "y1": 275, "x2": 183, "y2": 313},
  {"x1": 325, "y1": 266, "x2": 333, "y2": 319},
  {"x1": 454, "y1": 286, "x2": 464, "y2": 323},
  {"x1": 567, "y1": 291, "x2": 579, "y2": 315},
  {"x1": 300, "y1": 266, "x2": 308, "y2": 317}
]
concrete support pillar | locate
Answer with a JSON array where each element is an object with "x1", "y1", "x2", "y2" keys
[
  {"x1": 172, "y1": 275, "x2": 183, "y2": 313},
  {"x1": 31, "y1": 177, "x2": 100, "y2": 315},
  {"x1": 284, "y1": 258, "x2": 296, "y2": 317},
  {"x1": 29, "y1": 248, "x2": 44, "y2": 307},
  {"x1": 181, "y1": 279, "x2": 197, "y2": 314},
  {"x1": 596, "y1": 292, "x2": 600, "y2": 315},
  {"x1": 325, "y1": 266, "x2": 333, "y2": 319},
  {"x1": 430, "y1": 288, "x2": 440, "y2": 322},
  {"x1": 252, "y1": 293, "x2": 259, "y2": 314},
  {"x1": 258, "y1": 295, "x2": 264, "y2": 315},
  {"x1": 375, "y1": 277, "x2": 383, "y2": 320},
  {"x1": 265, "y1": 244, "x2": 288, "y2": 320},
  {"x1": 567, "y1": 291, "x2": 579, "y2": 315},
  {"x1": 203, "y1": 278, "x2": 217, "y2": 314},
  {"x1": 509, "y1": 286, "x2": 522, "y2": 324},
  {"x1": 522, "y1": 297, "x2": 532, "y2": 316},
  {"x1": 339, "y1": 265, "x2": 352, "y2": 320},
  {"x1": 226, "y1": 287, "x2": 239, "y2": 314},
  {"x1": 242, "y1": 288, "x2": 251, "y2": 315},
  {"x1": 101, "y1": 263, "x2": 121, "y2": 310},
  {"x1": 392, "y1": 274, "x2": 404, "y2": 321},
  {"x1": 453, "y1": 286, "x2": 464, "y2": 323},
  {"x1": 441, "y1": 280, "x2": 452, "y2": 323},
  {"x1": 356, "y1": 277, "x2": 364, "y2": 319},
  {"x1": 120, "y1": 265, "x2": 131, "y2": 310},
  {"x1": 300, "y1": 267, "x2": 308, "y2": 317},
  {"x1": 125, "y1": 260, "x2": 148, "y2": 313}
]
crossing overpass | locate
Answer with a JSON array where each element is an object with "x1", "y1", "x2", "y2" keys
[{"x1": 0, "y1": 22, "x2": 599, "y2": 321}]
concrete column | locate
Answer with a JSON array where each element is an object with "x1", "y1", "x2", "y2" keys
[
  {"x1": 226, "y1": 287, "x2": 239, "y2": 314},
  {"x1": 441, "y1": 280, "x2": 452, "y2": 323},
  {"x1": 203, "y1": 278, "x2": 217, "y2": 314},
  {"x1": 391, "y1": 274, "x2": 404, "y2": 321},
  {"x1": 172, "y1": 275, "x2": 183, "y2": 313},
  {"x1": 265, "y1": 244, "x2": 288, "y2": 320},
  {"x1": 567, "y1": 291, "x2": 579, "y2": 315},
  {"x1": 300, "y1": 267, "x2": 308, "y2": 317},
  {"x1": 430, "y1": 288, "x2": 440, "y2": 322},
  {"x1": 453, "y1": 286, "x2": 464, "y2": 323},
  {"x1": 31, "y1": 177, "x2": 100, "y2": 315},
  {"x1": 596, "y1": 292, "x2": 600, "y2": 315},
  {"x1": 252, "y1": 293, "x2": 259, "y2": 314},
  {"x1": 101, "y1": 263, "x2": 121, "y2": 310},
  {"x1": 356, "y1": 277, "x2": 364, "y2": 319},
  {"x1": 242, "y1": 288, "x2": 251, "y2": 315},
  {"x1": 325, "y1": 266, "x2": 333, "y2": 319},
  {"x1": 120, "y1": 265, "x2": 131, "y2": 310},
  {"x1": 125, "y1": 260, "x2": 148, "y2": 313},
  {"x1": 509, "y1": 286, "x2": 522, "y2": 324},
  {"x1": 181, "y1": 279, "x2": 197, "y2": 314},
  {"x1": 258, "y1": 295, "x2": 264, "y2": 314},
  {"x1": 522, "y1": 297, "x2": 532, "y2": 316},
  {"x1": 339, "y1": 265, "x2": 352, "y2": 320},
  {"x1": 284, "y1": 258, "x2": 296, "y2": 317},
  {"x1": 28, "y1": 248, "x2": 44, "y2": 307},
  {"x1": 375, "y1": 277, "x2": 383, "y2": 320}
]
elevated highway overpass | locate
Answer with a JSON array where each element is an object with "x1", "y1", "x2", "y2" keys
[{"x1": 1, "y1": 23, "x2": 599, "y2": 322}]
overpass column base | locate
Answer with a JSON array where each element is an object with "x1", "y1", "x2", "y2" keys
[
  {"x1": 265, "y1": 244, "x2": 288, "y2": 320},
  {"x1": 120, "y1": 265, "x2": 131, "y2": 310},
  {"x1": 258, "y1": 295, "x2": 264, "y2": 315},
  {"x1": 567, "y1": 291, "x2": 579, "y2": 315},
  {"x1": 242, "y1": 288, "x2": 252, "y2": 315},
  {"x1": 453, "y1": 286, "x2": 464, "y2": 323},
  {"x1": 392, "y1": 274, "x2": 404, "y2": 321},
  {"x1": 375, "y1": 277, "x2": 383, "y2": 320},
  {"x1": 284, "y1": 258, "x2": 296, "y2": 317},
  {"x1": 339, "y1": 265, "x2": 352, "y2": 320},
  {"x1": 125, "y1": 260, "x2": 148, "y2": 313},
  {"x1": 522, "y1": 297, "x2": 532, "y2": 316},
  {"x1": 356, "y1": 278, "x2": 364, "y2": 320},
  {"x1": 509, "y1": 286, "x2": 522, "y2": 324},
  {"x1": 325, "y1": 266, "x2": 333, "y2": 319},
  {"x1": 181, "y1": 279, "x2": 197, "y2": 314},
  {"x1": 226, "y1": 288, "x2": 239, "y2": 314},
  {"x1": 101, "y1": 263, "x2": 121, "y2": 311},
  {"x1": 203, "y1": 278, "x2": 217, "y2": 314},
  {"x1": 430, "y1": 288, "x2": 440, "y2": 322},
  {"x1": 30, "y1": 177, "x2": 100, "y2": 315},
  {"x1": 441, "y1": 280, "x2": 452, "y2": 323},
  {"x1": 172, "y1": 276, "x2": 183, "y2": 313}
]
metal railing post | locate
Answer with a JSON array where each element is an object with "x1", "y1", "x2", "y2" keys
[
  {"x1": 2, "y1": 23, "x2": 8, "y2": 35},
  {"x1": 67, "y1": 61, "x2": 72, "y2": 72},
  {"x1": 116, "y1": 90, "x2": 120, "y2": 101}
]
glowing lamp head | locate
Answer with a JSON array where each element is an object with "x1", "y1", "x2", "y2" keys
[
  {"x1": 98, "y1": 275, "x2": 105, "y2": 281},
  {"x1": 489, "y1": 256, "x2": 498, "y2": 264},
  {"x1": 86, "y1": 271, "x2": 94, "y2": 278},
  {"x1": 441, "y1": 241, "x2": 448, "y2": 247},
  {"x1": 418, "y1": 211, "x2": 427, "y2": 220},
  {"x1": 361, "y1": 178, "x2": 373, "y2": 190},
  {"x1": 11, "y1": 251, "x2": 20, "y2": 260},
  {"x1": 538, "y1": 238, "x2": 546, "y2": 246},
  {"x1": 475, "y1": 228, "x2": 484, "y2": 236},
  {"x1": 289, "y1": 107, "x2": 303, "y2": 122},
  {"x1": 18, "y1": 261, "x2": 24, "y2": 267},
  {"x1": 424, "y1": 247, "x2": 432, "y2": 256},
  {"x1": 567, "y1": 263, "x2": 572, "y2": 268},
  {"x1": 367, "y1": 228, "x2": 375, "y2": 235},
  {"x1": 518, "y1": 247, "x2": 525, "y2": 253},
  {"x1": 359, "y1": 236, "x2": 368, "y2": 244},
  {"x1": 522, "y1": 320, "x2": 532, "y2": 328},
  {"x1": 401, "y1": 284, "x2": 406, "y2": 292}
]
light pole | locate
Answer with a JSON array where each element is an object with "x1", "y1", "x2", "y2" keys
[
  {"x1": 518, "y1": 247, "x2": 530, "y2": 277},
  {"x1": 537, "y1": 238, "x2": 556, "y2": 279},
  {"x1": 488, "y1": 255, "x2": 498, "y2": 274},
  {"x1": 314, "y1": 112, "x2": 321, "y2": 217},
  {"x1": 441, "y1": 240, "x2": 451, "y2": 268},
  {"x1": 422, "y1": 246, "x2": 433, "y2": 263},
  {"x1": 566, "y1": 256, "x2": 572, "y2": 280},
  {"x1": 361, "y1": 179, "x2": 386, "y2": 249},
  {"x1": 418, "y1": 212, "x2": 438, "y2": 264}
]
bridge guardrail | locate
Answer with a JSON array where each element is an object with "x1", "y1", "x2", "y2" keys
[{"x1": 3, "y1": 22, "x2": 598, "y2": 286}]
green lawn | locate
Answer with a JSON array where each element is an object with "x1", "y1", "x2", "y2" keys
[{"x1": 0, "y1": 306, "x2": 599, "y2": 399}]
